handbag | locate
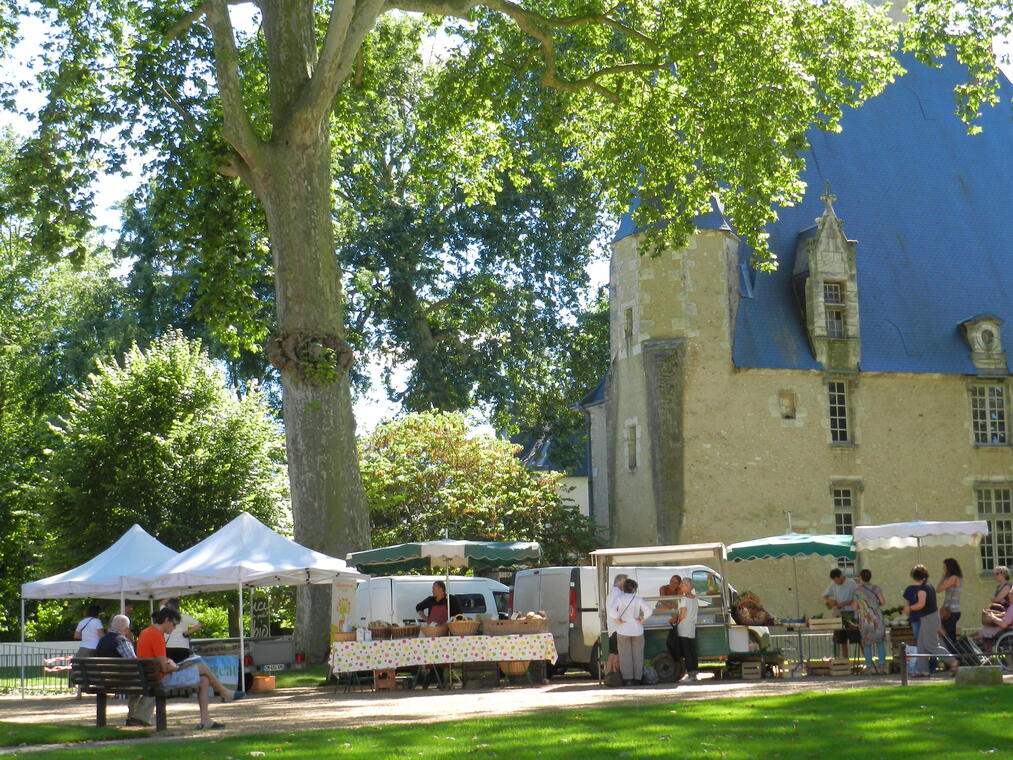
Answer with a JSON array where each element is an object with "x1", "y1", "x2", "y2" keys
[
  {"x1": 604, "y1": 670, "x2": 623, "y2": 688},
  {"x1": 939, "y1": 606, "x2": 951, "y2": 622}
]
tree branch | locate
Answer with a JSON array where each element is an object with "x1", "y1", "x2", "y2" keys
[
  {"x1": 166, "y1": 0, "x2": 256, "y2": 42},
  {"x1": 388, "y1": 0, "x2": 662, "y2": 104},
  {"x1": 203, "y1": 0, "x2": 263, "y2": 168},
  {"x1": 302, "y1": 0, "x2": 387, "y2": 126}
]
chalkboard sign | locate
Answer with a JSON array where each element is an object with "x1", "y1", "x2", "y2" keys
[{"x1": 251, "y1": 592, "x2": 271, "y2": 639}]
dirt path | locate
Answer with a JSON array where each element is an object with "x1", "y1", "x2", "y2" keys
[{"x1": 0, "y1": 670, "x2": 959, "y2": 750}]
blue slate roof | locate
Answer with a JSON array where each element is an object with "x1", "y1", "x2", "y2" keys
[{"x1": 733, "y1": 54, "x2": 1013, "y2": 374}]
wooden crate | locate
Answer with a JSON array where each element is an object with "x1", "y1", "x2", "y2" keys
[
  {"x1": 373, "y1": 668, "x2": 397, "y2": 691},
  {"x1": 807, "y1": 658, "x2": 851, "y2": 676},
  {"x1": 741, "y1": 662, "x2": 762, "y2": 680},
  {"x1": 808, "y1": 618, "x2": 843, "y2": 631}
]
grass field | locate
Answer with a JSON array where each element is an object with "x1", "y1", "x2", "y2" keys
[
  {"x1": 0, "y1": 722, "x2": 141, "y2": 747},
  {"x1": 8, "y1": 684, "x2": 1013, "y2": 759},
  {"x1": 270, "y1": 664, "x2": 331, "y2": 688}
]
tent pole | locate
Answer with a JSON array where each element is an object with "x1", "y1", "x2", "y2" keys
[
  {"x1": 120, "y1": 592, "x2": 125, "y2": 615},
  {"x1": 19, "y1": 597, "x2": 25, "y2": 699},
  {"x1": 238, "y1": 583, "x2": 245, "y2": 694},
  {"x1": 792, "y1": 557, "x2": 805, "y2": 675}
]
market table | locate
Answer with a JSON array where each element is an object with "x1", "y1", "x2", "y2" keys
[{"x1": 329, "y1": 633, "x2": 558, "y2": 681}]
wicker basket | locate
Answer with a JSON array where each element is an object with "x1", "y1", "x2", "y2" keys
[
  {"x1": 331, "y1": 631, "x2": 356, "y2": 642},
  {"x1": 447, "y1": 619, "x2": 481, "y2": 636},
  {"x1": 483, "y1": 618, "x2": 547, "y2": 636},
  {"x1": 389, "y1": 624, "x2": 420, "y2": 640},
  {"x1": 498, "y1": 660, "x2": 531, "y2": 676},
  {"x1": 368, "y1": 624, "x2": 391, "y2": 640},
  {"x1": 419, "y1": 623, "x2": 449, "y2": 637}
]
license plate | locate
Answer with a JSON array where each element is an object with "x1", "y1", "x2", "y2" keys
[{"x1": 260, "y1": 663, "x2": 285, "y2": 672}]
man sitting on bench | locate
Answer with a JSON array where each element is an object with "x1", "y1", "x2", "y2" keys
[
  {"x1": 136, "y1": 607, "x2": 243, "y2": 730},
  {"x1": 94, "y1": 614, "x2": 153, "y2": 726}
]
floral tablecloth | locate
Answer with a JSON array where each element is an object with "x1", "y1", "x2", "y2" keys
[{"x1": 329, "y1": 633, "x2": 558, "y2": 673}]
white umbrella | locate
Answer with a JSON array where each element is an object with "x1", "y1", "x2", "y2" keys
[{"x1": 852, "y1": 520, "x2": 989, "y2": 551}]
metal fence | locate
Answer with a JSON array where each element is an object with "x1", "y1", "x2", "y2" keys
[
  {"x1": 0, "y1": 642, "x2": 77, "y2": 695},
  {"x1": 769, "y1": 632, "x2": 837, "y2": 664}
]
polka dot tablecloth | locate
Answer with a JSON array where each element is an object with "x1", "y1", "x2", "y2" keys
[{"x1": 329, "y1": 633, "x2": 558, "y2": 674}]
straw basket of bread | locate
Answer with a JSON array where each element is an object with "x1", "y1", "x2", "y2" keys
[
  {"x1": 389, "y1": 624, "x2": 421, "y2": 639},
  {"x1": 447, "y1": 615, "x2": 481, "y2": 636},
  {"x1": 482, "y1": 611, "x2": 548, "y2": 635},
  {"x1": 367, "y1": 621, "x2": 392, "y2": 640},
  {"x1": 419, "y1": 623, "x2": 449, "y2": 637}
]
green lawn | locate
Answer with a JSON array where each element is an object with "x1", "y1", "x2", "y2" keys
[
  {"x1": 0, "y1": 722, "x2": 142, "y2": 747},
  {"x1": 10, "y1": 684, "x2": 1013, "y2": 759},
  {"x1": 270, "y1": 664, "x2": 331, "y2": 688}
]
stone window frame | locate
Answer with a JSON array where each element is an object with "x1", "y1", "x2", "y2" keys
[
  {"x1": 826, "y1": 379, "x2": 852, "y2": 445},
  {"x1": 831, "y1": 481, "x2": 859, "y2": 572},
  {"x1": 969, "y1": 381, "x2": 1008, "y2": 446},
  {"x1": 976, "y1": 483, "x2": 1013, "y2": 572},
  {"x1": 624, "y1": 421, "x2": 638, "y2": 471},
  {"x1": 823, "y1": 281, "x2": 846, "y2": 339}
]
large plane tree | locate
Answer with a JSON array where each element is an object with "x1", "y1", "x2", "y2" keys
[{"x1": 3, "y1": 0, "x2": 1008, "y2": 655}]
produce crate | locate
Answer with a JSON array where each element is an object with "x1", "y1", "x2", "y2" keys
[
  {"x1": 741, "y1": 662, "x2": 762, "y2": 681},
  {"x1": 807, "y1": 658, "x2": 851, "y2": 676},
  {"x1": 462, "y1": 662, "x2": 500, "y2": 690},
  {"x1": 888, "y1": 626, "x2": 915, "y2": 646},
  {"x1": 807, "y1": 618, "x2": 843, "y2": 631}
]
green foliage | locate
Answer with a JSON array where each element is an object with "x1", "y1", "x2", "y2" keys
[
  {"x1": 359, "y1": 411, "x2": 601, "y2": 565},
  {"x1": 43, "y1": 331, "x2": 289, "y2": 569}
]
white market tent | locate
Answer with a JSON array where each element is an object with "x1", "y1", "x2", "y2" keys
[
  {"x1": 121, "y1": 512, "x2": 367, "y2": 684},
  {"x1": 852, "y1": 519, "x2": 989, "y2": 551},
  {"x1": 19, "y1": 513, "x2": 365, "y2": 696},
  {"x1": 21, "y1": 523, "x2": 178, "y2": 600}
]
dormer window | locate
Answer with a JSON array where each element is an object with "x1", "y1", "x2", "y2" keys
[
  {"x1": 960, "y1": 314, "x2": 1008, "y2": 375},
  {"x1": 823, "y1": 282, "x2": 846, "y2": 339}
]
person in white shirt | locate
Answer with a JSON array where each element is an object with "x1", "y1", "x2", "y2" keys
[
  {"x1": 161, "y1": 597, "x2": 203, "y2": 663},
  {"x1": 676, "y1": 579, "x2": 700, "y2": 681},
  {"x1": 604, "y1": 574, "x2": 628, "y2": 676},
  {"x1": 607, "y1": 578, "x2": 653, "y2": 685},
  {"x1": 822, "y1": 568, "x2": 859, "y2": 659},
  {"x1": 71, "y1": 603, "x2": 105, "y2": 696}
]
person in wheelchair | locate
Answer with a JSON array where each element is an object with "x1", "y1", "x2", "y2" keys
[{"x1": 979, "y1": 586, "x2": 1013, "y2": 652}]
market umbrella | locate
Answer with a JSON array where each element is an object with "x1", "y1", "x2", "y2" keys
[
  {"x1": 346, "y1": 540, "x2": 542, "y2": 575},
  {"x1": 727, "y1": 530, "x2": 855, "y2": 673},
  {"x1": 852, "y1": 520, "x2": 989, "y2": 552}
]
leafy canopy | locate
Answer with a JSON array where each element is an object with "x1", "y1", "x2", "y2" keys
[
  {"x1": 359, "y1": 410, "x2": 600, "y2": 565},
  {"x1": 9, "y1": 0, "x2": 1009, "y2": 271},
  {"x1": 44, "y1": 331, "x2": 289, "y2": 568}
]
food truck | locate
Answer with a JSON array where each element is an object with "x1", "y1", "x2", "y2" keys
[{"x1": 591, "y1": 543, "x2": 768, "y2": 681}]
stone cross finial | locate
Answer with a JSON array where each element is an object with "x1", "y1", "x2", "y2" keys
[{"x1": 819, "y1": 180, "x2": 838, "y2": 222}]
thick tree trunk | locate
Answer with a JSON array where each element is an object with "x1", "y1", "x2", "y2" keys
[{"x1": 260, "y1": 135, "x2": 371, "y2": 663}]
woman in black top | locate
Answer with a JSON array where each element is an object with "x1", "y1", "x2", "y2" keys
[
  {"x1": 902, "y1": 564, "x2": 957, "y2": 676},
  {"x1": 415, "y1": 581, "x2": 462, "y2": 623}
]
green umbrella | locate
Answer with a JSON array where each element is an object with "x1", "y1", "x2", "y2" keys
[
  {"x1": 347, "y1": 540, "x2": 542, "y2": 574},
  {"x1": 727, "y1": 533, "x2": 855, "y2": 562},
  {"x1": 727, "y1": 531, "x2": 855, "y2": 675}
]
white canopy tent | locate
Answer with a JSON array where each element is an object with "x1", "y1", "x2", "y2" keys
[
  {"x1": 121, "y1": 512, "x2": 367, "y2": 683},
  {"x1": 21, "y1": 523, "x2": 178, "y2": 600},
  {"x1": 852, "y1": 520, "x2": 989, "y2": 551},
  {"x1": 19, "y1": 524, "x2": 180, "y2": 696}
]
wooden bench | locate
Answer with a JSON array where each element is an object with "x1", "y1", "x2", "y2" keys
[{"x1": 72, "y1": 657, "x2": 197, "y2": 732}]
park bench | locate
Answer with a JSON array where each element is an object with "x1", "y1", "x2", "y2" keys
[{"x1": 72, "y1": 657, "x2": 197, "y2": 732}]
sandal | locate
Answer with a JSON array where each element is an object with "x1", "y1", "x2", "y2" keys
[{"x1": 197, "y1": 722, "x2": 225, "y2": 730}]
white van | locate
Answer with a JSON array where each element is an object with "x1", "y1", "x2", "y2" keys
[
  {"x1": 345, "y1": 575, "x2": 510, "y2": 628},
  {"x1": 512, "y1": 565, "x2": 730, "y2": 677}
]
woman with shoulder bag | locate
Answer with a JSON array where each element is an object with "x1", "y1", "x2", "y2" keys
[
  {"x1": 936, "y1": 558, "x2": 962, "y2": 644},
  {"x1": 607, "y1": 578, "x2": 653, "y2": 686}
]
